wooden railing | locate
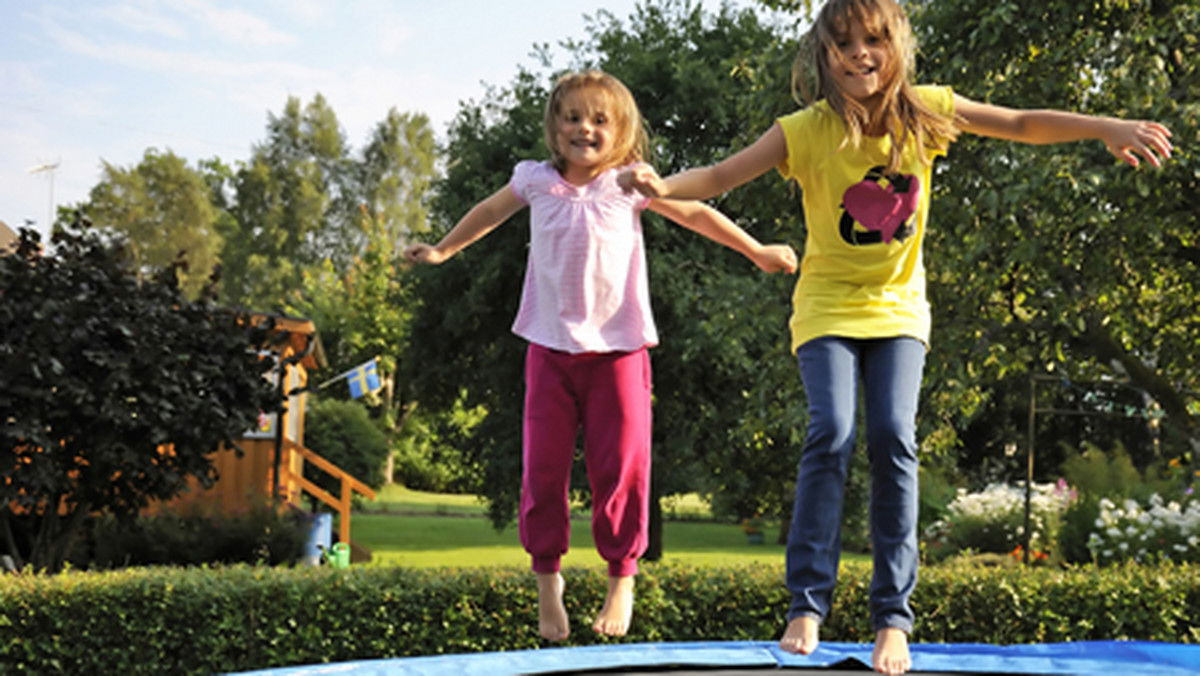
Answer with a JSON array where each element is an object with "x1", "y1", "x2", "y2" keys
[{"x1": 276, "y1": 438, "x2": 375, "y2": 545}]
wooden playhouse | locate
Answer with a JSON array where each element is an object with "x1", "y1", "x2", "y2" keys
[{"x1": 155, "y1": 313, "x2": 375, "y2": 550}]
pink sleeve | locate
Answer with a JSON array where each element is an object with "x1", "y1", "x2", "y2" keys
[{"x1": 509, "y1": 160, "x2": 537, "y2": 205}]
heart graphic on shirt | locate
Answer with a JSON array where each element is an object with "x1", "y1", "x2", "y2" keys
[{"x1": 842, "y1": 174, "x2": 920, "y2": 243}]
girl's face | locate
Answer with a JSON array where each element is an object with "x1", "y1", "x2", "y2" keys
[
  {"x1": 553, "y1": 87, "x2": 616, "y2": 183},
  {"x1": 827, "y1": 17, "x2": 890, "y2": 104}
]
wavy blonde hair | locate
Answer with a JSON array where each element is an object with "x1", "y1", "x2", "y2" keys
[
  {"x1": 794, "y1": 0, "x2": 958, "y2": 172},
  {"x1": 543, "y1": 70, "x2": 649, "y2": 174}
]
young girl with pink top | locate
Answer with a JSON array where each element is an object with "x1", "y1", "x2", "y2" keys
[
  {"x1": 620, "y1": 1, "x2": 1171, "y2": 673},
  {"x1": 404, "y1": 70, "x2": 797, "y2": 642}
]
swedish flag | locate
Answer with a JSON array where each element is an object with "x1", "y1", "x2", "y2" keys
[{"x1": 347, "y1": 359, "x2": 381, "y2": 399}]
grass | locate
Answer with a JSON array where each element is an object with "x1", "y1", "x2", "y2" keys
[
  {"x1": 348, "y1": 485, "x2": 869, "y2": 569},
  {"x1": 358, "y1": 484, "x2": 712, "y2": 520},
  {"x1": 358, "y1": 484, "x2": 491, "y2": 516}
]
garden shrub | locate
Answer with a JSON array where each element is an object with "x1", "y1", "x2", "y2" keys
[
  {"x1": 2, "y1": 561, "x2": 1197, "y2": 674},
  {"x1": 1087, "y1": 494, "x2": 1200, "y2": 565},
  {"x1": 1060, "y1": 443, "x2": 1143, "y2": 500},
  {"x1": 921, "y1": 480, "x2": 1075, "y2": 562},
  {"x1": 917, "y1": 463, "x2": 959, "y2": 542},
  {"x1": 1057, "y1": 493, "x2": 1103, "y2": 564},
  {"x1": 304, "y1": 396, "x2": 391, "y2": 497},
  {"x1": 391, "y1": 402, "x2": 484, "y2": 494},
  {"x1": 67, "y1": 503, "x2": 310, "y2": 570}
]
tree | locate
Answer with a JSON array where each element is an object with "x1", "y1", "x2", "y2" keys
[
  {"x1": 86, "y1": 148, "x2": 223, "y2": 299},
  {"x1": 0, "y1": 222, "x2": 280, "y2": 572},
  {"x1": 913, "y1": 0, "x2": 1200, "y2": 485},
  {"x1": 359, "y1": 109, "x2": 438, "y2": 248},
  {"x1": 220, "y1": 97, "x2": 438, "y2": 313},
  {"x1": 222, "y1": 95, "x2": 347, "y2": 309}
]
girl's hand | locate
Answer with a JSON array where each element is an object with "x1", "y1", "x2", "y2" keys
[
  {"x1": 618, "y1": 163, "x2": 669, "y2": 198},
  {"x1": 1104, "y1": 119, "x2": 1173, "y2": 168},
  {"x1": 404, "y1": 243, "x2": 445, "y2": 265},
  {"x1": 754, "y1": 243, "x2": 799, "y2": 274}
]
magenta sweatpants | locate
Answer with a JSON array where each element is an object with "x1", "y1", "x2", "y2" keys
[{"x1": 519, "y1": 343, "x2": 652, "y2": 578}]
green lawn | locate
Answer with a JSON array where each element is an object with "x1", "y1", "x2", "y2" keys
[
  {"x1": 359, "y1": 484, "x2": 711, "y2": 520},
  {"x1": 349, "y1": 485, "x2": 868, "y2": 569},
  {"x1": 351, "y1": 513, "x2": 789, "y2": 568}
]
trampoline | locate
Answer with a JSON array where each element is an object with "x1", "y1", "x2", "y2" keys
[{"x1": 230, "y1": 639, "x2": 1200, "y2": 675}]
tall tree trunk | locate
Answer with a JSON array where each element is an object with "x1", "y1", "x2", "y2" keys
[{"x1": 644, "y1": 482, "x2": 663, "y2": 562}]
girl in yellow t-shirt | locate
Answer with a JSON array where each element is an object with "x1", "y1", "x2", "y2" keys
[{"x1": 619, "y1": 1, "x2": 1171, "y2": 673}]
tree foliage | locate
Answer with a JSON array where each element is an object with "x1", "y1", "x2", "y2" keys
[
  {"x1": 914, "y1": 0, "x2": 1200, "y2": 483},
  {"x1": 86, "y1": 148, "x2": 223, "y2": 299},
  {"x1": 221, "y1": 94, "x2": 347, "y2": 309},
  {"x1": 219, "y1": 96, "x2": 438, "y2": 313},
  {"x1": 0, "y1": 223, "x2": 280, "y2": 572}
]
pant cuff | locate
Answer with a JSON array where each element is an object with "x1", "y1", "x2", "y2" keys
[
  {"x1": 608, "y1": 559, "x2": 638, "y2": 577},
  {"x1": 531, "y1": 555, "x2": 561, "y2": 574}
]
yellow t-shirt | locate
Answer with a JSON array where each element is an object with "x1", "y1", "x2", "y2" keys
[{"x1": 776, "y1": 85, "x2": 956, "y2": 353}]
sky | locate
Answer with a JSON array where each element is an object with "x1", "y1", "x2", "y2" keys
[{"x1": 2, "y1": 0, "x2": 772, "y2": 241}]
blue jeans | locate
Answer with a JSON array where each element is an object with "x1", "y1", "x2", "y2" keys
[{"x1": 786, "y1": 336, "x2": 925, "y2": 633}]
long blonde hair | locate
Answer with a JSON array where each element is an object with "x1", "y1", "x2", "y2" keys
[
  {"x1": 543, "y1": 70, "x2": 649, "y2": 174},
  {"x1": 794, "y1": 0, "x2": 958, "y2": 172}
]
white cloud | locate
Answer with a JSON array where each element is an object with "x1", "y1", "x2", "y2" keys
[
  {"x1": 375, "y1": 15, "x2": 415, "y2": 56},
  {"x1": 173, "y1": 0, "x2": 296, "y2": 46},
  {"x1": 94, "y1": 2, "x2": 187, "y2": 39}
]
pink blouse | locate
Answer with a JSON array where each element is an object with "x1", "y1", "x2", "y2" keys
[{"x1": 509, "y1": 160, "x2": 658, "y2": 354}]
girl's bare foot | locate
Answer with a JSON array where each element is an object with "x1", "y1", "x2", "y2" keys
[
  {"x1": 536, "y1": 572, "x2": 570, "y2": 641},
  {"x1": 872, "y1": 627, "x2": 911, "y2": 675},
  {"x1": 778, "y1": 615, "x2": 819, "y2": 654},
  {"x1": 593, "y1": 575, "x2": 635, "y2": 636}
]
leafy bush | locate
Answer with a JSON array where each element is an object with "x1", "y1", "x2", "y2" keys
[
  {"x1": 1061, "y1": 443, "x2": 1143, "y2": 498},
  {"x1": 1057, "y1": 493, "x2": 1104, "y2": 564},
  {"x1": 1087, "y1": 494, "x2": 1200, "y2": 565},
  {"x1": 67, "y1": 503, "x2": 310, "y2": 569},
  {"x1": 392, "y1": 399, "x2": 485, "y2": 494},
  {"x1": 1058, "y1": 444, "x2": 1197, "y2": 564},
  {"x1": 304, "y1": 396, "x2": 391, "y2": 496},
  {"x1": 922, "y1": 480, "x2": 1076, "y2": 562},
  {"x1": 918, "y1": 463, "x2": 959, "y2": 540}
]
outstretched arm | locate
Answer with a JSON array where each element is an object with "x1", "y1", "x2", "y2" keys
[
  {"x1": 404, "y1": 186, "x2": 524, "y2": 264},
  {"x1": 647, "y1": 198, "x2": 798, "y2": 274},
  {"x1": 620, "y1": 123, "x2": 789, "y2": 200},
  {"x1": 954, "y1": 94, "x2": 1173, "y2": 168}
]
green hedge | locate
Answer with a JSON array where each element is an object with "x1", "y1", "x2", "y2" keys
[{"x1": 1, "y1": 561, "x2": 1197, "y2": 674}]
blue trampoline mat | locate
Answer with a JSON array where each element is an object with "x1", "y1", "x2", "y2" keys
[{"x1": 231, "y1": 639, "x2": 1200, "y2": 675}]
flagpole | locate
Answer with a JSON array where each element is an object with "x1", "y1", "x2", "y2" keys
[
  {"x1": 315, "y1": 369, "x2": 354, "y2": 391},
  {"x1": 314, "y1": 358, "x2": 379, "y2": 391}
]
